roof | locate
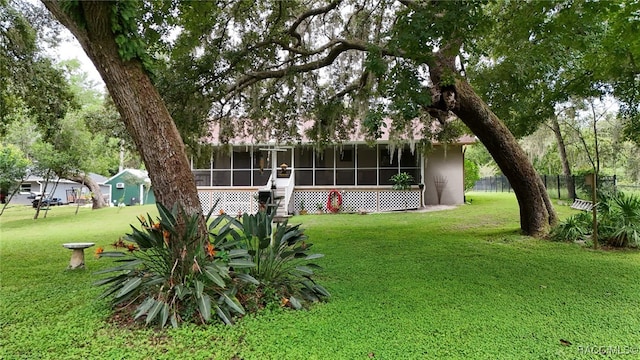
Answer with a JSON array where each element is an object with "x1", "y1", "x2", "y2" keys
[
  {"x1": 89, "y1": 173, "x2": 109, "y2": 184},
  {"x1": 203, "y1": 118, "x2": 476, "y2": 146},
  {"x1": 23, "y1": 173, "x2": 109, "y2": 185},
  {"x1": 105, "y1": 169, "x2": 150, "y2": 184}
]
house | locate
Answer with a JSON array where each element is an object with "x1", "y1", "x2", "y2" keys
[
  {"x1": 105, "y1": 169, "x2": 156, "y2": 206},
  {"x1": 9, "y1": 173, "x2": 111, "y2": 206},
  {"x1": 192, "y1": 119, "x2": 475, "y2": 215}
]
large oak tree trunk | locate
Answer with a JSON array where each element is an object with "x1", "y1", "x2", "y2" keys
[
  {"x1": 430, "y1": 52, "x2": 557, "y2": 236},
  {"x1": 43, "y1": 1, "x2": 204, "y2": 228},
  {"x1": 454, "y1": 80, "x2": 557, "y2": 236},
  {"x1": 66, "y1": 172, "x2": 107, "y2": 209}
]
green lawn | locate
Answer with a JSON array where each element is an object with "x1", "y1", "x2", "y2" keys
[{"x1": 2, "y1": 193, "x2": 640, "y2": 359}]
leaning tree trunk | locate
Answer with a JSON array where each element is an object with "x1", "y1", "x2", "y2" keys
[
  {"x1": 66, "y1": 172, "x2": 107, "y2": 209},
  {"x1": 429, "y1": 52, "x2": 557, "y2": 236},
  {"x1": 455, "y1": 82, "x2": 557, "y2": 235},
  {"x1": 550, "y1": 116, "x2": 575, "y2": 199},
  {"x1": 43, "y1": 1, "x2": 205, "y2": 231}
]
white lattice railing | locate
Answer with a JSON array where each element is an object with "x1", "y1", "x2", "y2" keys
[
  {"x1": 292, "y1": 187, "x2": 421, "y2": 213},
  {"x1": 198, "y1": 187, "x2": 260, "y2": 215},
  {"x1": 198, "y1": 186, "x2": 422, "y2": 215}
]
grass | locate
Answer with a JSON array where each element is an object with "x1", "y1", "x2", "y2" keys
[{"x1": 2, "y1": 193, "x2": 640, "y2": 359}]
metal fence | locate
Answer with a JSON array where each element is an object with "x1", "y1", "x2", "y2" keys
[{"x1": 473, "y1": 174, "x2": 620, "y2": 199}]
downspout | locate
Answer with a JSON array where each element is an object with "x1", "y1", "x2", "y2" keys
[
  {"x1": 421, "y1": 153, "x2": 427, "y2": 207},
  {"x1": 462, "y1": 145, "x2": 467, "y2": 204}
]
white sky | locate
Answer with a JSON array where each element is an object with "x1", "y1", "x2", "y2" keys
[{"x1": 47, "y1": 31, "x2": 104, "y2": 87}]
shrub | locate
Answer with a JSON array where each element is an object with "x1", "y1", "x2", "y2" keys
[
  {"x1": 597, "y1": 192, "x2": 640, "y2": 247},
  {"x1": 95, "y1": 203, "x2": 256, "y2": 327},
  {"x1": 551, "y1": 191, "x2": 640, "y2": 247},
  {"x1": 221, "y1": 209, "x2": 330, "y2": 310},
  {"x1": 390, "y1": 172, "x2": 415, "y2": 210},
  {"x1": 464, "y1": 158, "x2": 480, "y2": 192},
  {"x1": 550, "y1": 211, "x2": 591, "y2": 242},
  {"x1": 95, "y1": 203, "x2": 329, "y2": 328},
  {"x1": 390, "y1": 172, "x2": 414, "y2": 191}
]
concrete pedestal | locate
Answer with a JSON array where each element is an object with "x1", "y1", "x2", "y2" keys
[{"x1": 62, "y1": 243, "x2": 95, "y2": 269}]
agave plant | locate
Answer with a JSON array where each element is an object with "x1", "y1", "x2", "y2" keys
[
  {"x1": 95, "y1": 203, "x2": 256, "y2": 327},
  {"x1": 215, "y1": 206, "x2": 330, "y2": 310}
]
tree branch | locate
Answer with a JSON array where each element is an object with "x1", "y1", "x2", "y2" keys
[
  {"x1": 225, "y1": 38, "x2": 407, "y2": 99},
  {"x1": 287, "y1": 0, "x2": 342, "y2": 47}
]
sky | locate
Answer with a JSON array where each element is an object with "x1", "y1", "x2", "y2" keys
[{"x1": 48, "y1": 31, "x2": 104, "y2": 88}]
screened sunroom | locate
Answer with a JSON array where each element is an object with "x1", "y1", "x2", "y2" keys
[
  {"x1": 192, "y1": 144, "x2": 420, "y2": 188},
  {"x1": 192, "y1": 140, "x2": 470, "y2": 216}
]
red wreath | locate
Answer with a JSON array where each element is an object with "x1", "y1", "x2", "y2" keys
[{"x1": 326, "y1": 189, "x2": 342, "y2": 213}]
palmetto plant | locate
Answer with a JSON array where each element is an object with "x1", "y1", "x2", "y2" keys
[
  {"x1": 598, "y1": 192, "x2": 640, "y2": 247},
  {"x1": 551, "y1": 192, "x2": 640, "y2": 247},
  {"x1": 550, "y1": 211, "x2": 591, "y2": 242}
]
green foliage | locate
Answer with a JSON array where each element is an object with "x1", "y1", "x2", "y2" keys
[
  {"x1": 464, "y1": 158, "x2": 480, "y2": 192},
  {"x1": 363, "y1": 51, "x2": 387, "y2": 79},
  {"x1": 0, "y1": 143, "x2": 30, "y2": 192},
  {"x1": 7, "y1": 195, "x2": 640, "y2": 358},
  {"x1": 95, "y1": 203, "x2": 256, "y2": 327},
  {"x1": 30, "y1": 141, "x2": 75, "y2": 178},
  {"x1": 469, "y1": 0, "x2": 640, "y2": 145},
  {"x1": 1, "y1": 0, "x2": 76, "y2": 135},
  {"x1": 594, "y1": 2, "x2": 640, "y2": 145},
  {"x1": 136, "y1": 1, "x2": 489, "y2": 152},
  {"x1": 1, "y1": 2, "x2": 77, "y2": 137},
  {"x1": 597, "y1": 192, "x2": 640, "y2": 247},
  {"x1": 390, "y1": 172, "x2": 414, "y2": 191},
  {"x1": 219, "y1": 208, "x2": 330, "y2": 310},
  {"x1": 110, "y1": 1, "x2": 154, "y2": 72},
  {"x1": 550, "y1": 211, "x2": 591, "y2": 242},
  {"x1": 61, "y1": 0, "x2": 154, "y2": 73},
  {"x1": 390, "y1": 172, "x2": 415, "y2": 210},
  {"x1": 379, "y1": 61, "x2": 432, "y2": 123},
  {"x1": 362, "y1": 108, "x2": 386, "y2": 142},
  {"x1": 551, "y1": 192, "x2": 640, "y2": 247},
  {"x1": 305, "y1": 99, "x2": 348, "y2": 149},
  {"x1": 95, "y1": 203, "x2": 328, "y2": 327}
]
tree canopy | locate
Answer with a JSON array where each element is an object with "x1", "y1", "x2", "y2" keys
[
  {"x1": 1, "y1": 0, "x2": 76, "y2": 137},
  {"x1": 41, "y1": 0, "x2": 573, "y2": 235},
  {"x1": 148, "y1": 1, "x2": 486, "y2": 148},
  {"x1": 2, "y1": 1, "x2": 144, "y2": 211},
  {"x1": 468, "y1": 0, "x2": 640, "y2": 143}
]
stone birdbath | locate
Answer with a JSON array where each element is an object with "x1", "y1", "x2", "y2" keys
[{"x1": 62, "y1": 243, "x2": 95, "y2": 270}]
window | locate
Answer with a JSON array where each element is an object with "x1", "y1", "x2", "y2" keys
[
  {"x1": 191, "y1": 145, "x2": 213, "y2": 169},
  {"x1": 20, "y1": 183, "x2": 31, "y2": 193},
  {"x1": 357, "y1": 145, "x2": 377, "y2": 167},
  {"x1": 213, "y1": 152, "x2": 231, "y2": 169},
  {"x1": 295, "y1": 146, "x2": 314, "y2": 168},
  {"x1": 194, "y1": 171, "x2": 211, "y2": 186}
]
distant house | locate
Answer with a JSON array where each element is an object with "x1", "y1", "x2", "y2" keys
[
  {"x1": 105, "y1": 169, "x2": 156, "y2": 206},
  {"x1": 192, "y1": 119, "x2": 475, "y2": 215},
  {"x1": 9, "y1": 173, "x2": 110, "y2": 206}
]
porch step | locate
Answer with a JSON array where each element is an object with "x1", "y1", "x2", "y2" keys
[{"x1": 273, "y1": 214, "x2": 292, "y2": 223}]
